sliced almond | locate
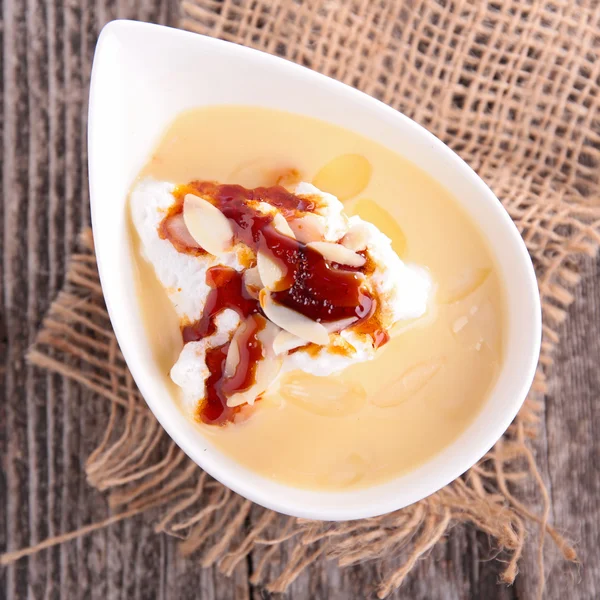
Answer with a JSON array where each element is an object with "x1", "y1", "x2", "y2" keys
[
  {"x1": 228, "y1": 159, "x2": 301, "y2": 188},
  {"x1": 226, "y1": 356, "x2": 282, "y2": 407},
  {"x1": 307, "y1": 241, "x2": 366, "y2": 267},
  {"x1": 350, "y1": 199, "x2": 407, "y2": 257},
  {"x1": 224, "y1": 336, "x2": 241, "y2": 379},
  {"x1": 312, "y1": 154, "x2": 372, "y2": 201},
  {"x1": 243, "y1": 266, "x2": 262, "y2": 299},
  {"x1": 257, "y1": 318, "x2": 282, "y2": 358},
  {"x1": 272, "y1": 330, "x2": 308, "y2": 355},
  {"x1": 440, "y1": 267, "x2": 491, "y2": 304},
  {"x1": 164, "y1": 213, "x2": 202, "y2": 249},
  {"x1": 224, "y1": 323, "x2": 245, "y2": 379},
  {"x1": 279, "y1": 372, "x2": 366, "y2": 417},
  {"x1": 326, "y1": 454, "x2": 367, "y2": 488},
  {"x1": 272, "y1": 213, "x2": 296, "y2": 238},
  {"x1": 260, "y1": 290, "x2": 330, "y2": 346},
  {"x1": 257, "y1": 250, "x2": 285, "y2": 290},
  {"x1": 341, "y1": 222, "x2": 370, "y2": 252},
  {"x1": 288, "y1": 214, "x2": 324, "y2": 244},
  {"x1": 323, "y1": 316, "x2": 358, "y2": 333},
  {"x1": 183, "y1": 194, "x2": 234, "y2": 256},
  {"x1": 224, "y1": 315, "x2": 260, "y2": 378},
  {"x1": 370, "y1": 359, "x2": 444, "y2": 408},
  {"x1": 224, "y1": 316, "x2": 282, "y2": 408}
]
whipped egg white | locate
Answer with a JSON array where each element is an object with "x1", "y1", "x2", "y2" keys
[{"x1": 131, "y1": 177, "x2": 432, "y2": 418}]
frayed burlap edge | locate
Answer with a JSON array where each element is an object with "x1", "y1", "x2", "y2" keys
[
  {"x1": 1, "y1": 206, "x2": 593, "y2": 597},
  {"x1": 4, "y1": 0, "x2": 600, "y2": 597}
]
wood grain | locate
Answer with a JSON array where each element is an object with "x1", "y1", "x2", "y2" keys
[{"x1": 1, "y1": 1, "x2": 598, "y2": 598}]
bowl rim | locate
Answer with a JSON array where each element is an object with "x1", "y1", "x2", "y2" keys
[{"x1": 89, "y1": 19, "x2": 542, "y2": 521}]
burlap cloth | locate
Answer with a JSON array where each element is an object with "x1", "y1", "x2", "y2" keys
[{"x1": 3, "y1": 1, "x2": 600, "y2": 597}]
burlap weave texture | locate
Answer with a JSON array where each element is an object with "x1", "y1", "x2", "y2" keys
[{"x1": 3, "y1": 1, "x2": 600, "y2": 598}]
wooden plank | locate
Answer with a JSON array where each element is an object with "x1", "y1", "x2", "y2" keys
[
  {"x1": 534, "y1": 257, "x2": 600, "y2": 599},
  {"x1": 1, "y1": 1, "x2": 598, "y2": 598},
  {"x1": 248, "y1": 524, "x2": 515, "y2": 599},
  {"x1": 3, "y1": 2, "x2": 36, "y2": 600},
  {"x1": 1, "y1": 1, "x2": 243, "y2": 599}
]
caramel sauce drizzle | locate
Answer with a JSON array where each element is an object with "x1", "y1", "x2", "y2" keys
[{"x1": 159, "y1": 181, "x2": 387, "y2": 424}]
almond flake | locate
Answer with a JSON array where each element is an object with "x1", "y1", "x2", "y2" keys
[
  {"x1": 257, "y1": 319, "x2": 282, "y2": 358},
  {"x1": 324, "y1": 316, "x2": 358, "y2": 333},
  {"x1": 288, "y1": 214, "x2": 325, "y2": 243},
  {"x1": 440, "y1": 267, "x2": 491, "y2": 304},
  {"x1": 272, "y1": 213, "x2": 296, "y2": 238},
  {"x1": 307, "y1": 241, "x2": 366, "y2": 267},
  {"x1": 226, "y1": 356, "x2": 282, "y2": 407},
  {"x1": 257, "y1": 250, "x2": 285, "y2": 290},
  {"x1": 371, "y1": 359, "x2": 444, "y2": 408},
  {"x1": 183, "y1": 194, "x2": 234, "y2": 256},
  {"x1": 341, "y1": 222, "x2": 370, "y2": 252},
  {"x1": 243, "y1": 267, "x2": 262, "y2": 299},
  {"x1": 260, "y1": 290, "x2": 330, "y2": 346},
  {"x1": 164, "y1": 213, "x2": 202, "y2": 249},
  {"x1": 224, "y1": 333, "x2": 241, "y2": 378},
  {"x1": 279, "y1": 372, "x2": 367, "y2": 417},
  {"x1": 272, "y1": 330, "x2": 308, "y2": 355}
]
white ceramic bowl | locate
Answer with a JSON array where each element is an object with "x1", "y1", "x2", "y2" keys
[{"x1": 88, "y1": 20, "x2": 541, "y2": 521}]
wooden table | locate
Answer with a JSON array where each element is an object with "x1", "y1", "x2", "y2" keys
[{"x1": 2, "y1": 1, "x2": 599, "y2": 598}]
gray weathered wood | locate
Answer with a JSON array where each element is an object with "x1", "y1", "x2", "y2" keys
[{"x1": 1, "y1": 1, "x2": 598, "y2": 598}]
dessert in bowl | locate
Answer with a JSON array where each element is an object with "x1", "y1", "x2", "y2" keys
[{"x1": 89, "y1": 20, "x2": 541, "y2": 520}]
